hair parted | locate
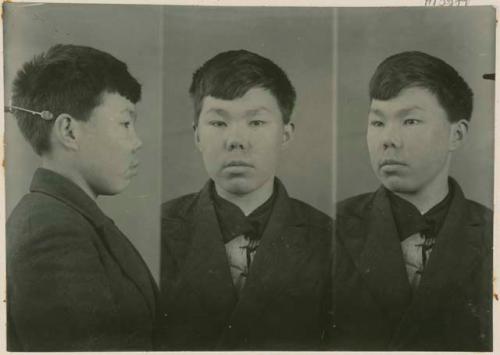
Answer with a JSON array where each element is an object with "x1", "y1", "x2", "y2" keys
[
  {"x1": 369, "y1": 51, "x2": 473, "y2": 123},
  {"x1": 189, "y1": 49, "x2": 296, "y2": 124},
  {"x1": 12, "y1": 44, "x2": 141, "y2": 155}
]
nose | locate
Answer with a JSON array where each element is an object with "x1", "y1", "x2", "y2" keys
[
  {"x1": 132, "y1": 131, "x2": 143, "y2": 152},
  {"x1": 381, "y1": 122, "x2": 402, "y2": 150},
  {"x1": 224, "y1": 123, "x2": 249, "y2": 151}
]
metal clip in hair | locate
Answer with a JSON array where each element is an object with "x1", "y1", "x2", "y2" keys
[{"x1": 5, "y1": 100, "x2": 54, "y2": 121}]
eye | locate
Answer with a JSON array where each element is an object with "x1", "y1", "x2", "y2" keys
[
  {"x1": 122, "y1": 121, "x2": 131, "y2": 128},
  {"x1": 369, "y1": 120, "x2": 384, "y2": 128},
  {"x1": 209, "y1": 120, "x2": 227, "y2": 127},
  {"x1": 404, "y1": 118, "x2": 421, "y2": 126},
  {"x1": 249, "y1": 120, "x2": 266, "y2": 127}
]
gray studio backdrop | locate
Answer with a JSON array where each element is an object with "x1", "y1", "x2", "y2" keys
[
  {"x1": 336, "y1": 7, "x2": 495, "y2": 208},
  {"x1": 4, "y1": 4, "x2": 164, "y2": 281},
  {"x1": 161, "y1": 7, "x2": 335, "y2": 217}
]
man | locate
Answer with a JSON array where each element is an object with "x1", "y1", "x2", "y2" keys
[
  {"x1": 160, "y1": 50, "x2": 333, "y2": 350},
  {"x1": 7, "y1": 44, "x2": 158, "y2": 351},
  {"x1": 332, "y1": 51, "x2": 492, "y2": 351}
]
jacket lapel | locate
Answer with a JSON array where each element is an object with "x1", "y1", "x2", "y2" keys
[
  {"x1": 217, "y1": 180, "x2": 312, "y2": 347},
  {"x1": 389, "y1": 180, "x2": 485, "y2": 348},
  {"x1": 340, "y1": 187, "x2": 412, "y2": 323},
  {"x1": 30, "y1": 168, "x2": 158, "y2": 320},
  {"x1": 179, "y1": 182, "x2": 237, "y2": 315},
  {"x1": 97, "y1": 220, "x2": 158, "y2": 319}
]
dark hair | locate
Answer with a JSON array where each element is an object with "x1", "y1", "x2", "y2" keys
[
  {"x1": 369, "y1": 51, "x2": 473, "y2": 122},
  {"x1": 189, "y1": 49, "x2": 296, "y2": 124},
  {"x1": 11, "y1": 44, "x2": 141, "y2": 155}
]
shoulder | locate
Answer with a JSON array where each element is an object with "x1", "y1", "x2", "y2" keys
[
  {"x1": 161, "y1": 192, "x2": 200, "y2": 222},
  {"x1": 464, "y1": 198, "x2": 493, "y2": 249},
  {"x1": 288, "y1": 197, "x2": 333, "y2": 231},
  {"x1": 8, "y1": 192, "x2": 94, "y2": 234},
  {"x1": 336, "y1": 191, "x2": 376, "y2": 220},
  {"x1": 7, "y1": 192, "x2": 97, "y2": 259},
  {"x1": 465, "y1": 198, "x2": 492, "y2": 224}
]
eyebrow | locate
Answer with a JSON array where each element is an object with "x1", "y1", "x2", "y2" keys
[
  {"x1": 204, "y1": 108, "x2": 229, "y2": 118},
  {"x1": 122, "y1": 108, "x2": 138, "y2": 120},
  {"x1": 243, "y1": 107, "x2": 271, "y2": 118},
  {"x1": 368, "y1": 108, "x2": 385, "y2": 117},
  {"x1": 395, "y1": 106, "x2": 424, "y2": 118},
  {"x1": 204, "y1": 106, "x2": 272, "y2": 118},
  {"x1": 369, "y1": 105, "x2": 423, "y2": 118}
]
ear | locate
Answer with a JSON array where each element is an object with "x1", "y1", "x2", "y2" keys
[
  {"x1": 193, "y1": 122, "x2": 201, "y2": 151},
  {"x1": 52, "y1": 113, "x2": 79, "y2": 150},
  {"x1": 281, "y1": 122, "x2": 295, "y2": 149},
  {"x1": 449, "y1": 119, "x2": 469, "y2": 151}
]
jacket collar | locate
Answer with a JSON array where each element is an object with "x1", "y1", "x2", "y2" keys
[
  {"x1": 30, "y1": 168, "x2": 109, "y2": 227},
  {"x1": 200, "y1": 178, "x2": 307, "y2": 227}
]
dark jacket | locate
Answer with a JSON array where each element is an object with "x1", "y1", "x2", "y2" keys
[
  {"x1": 159, "y1": 179, "x2": 333, "y2": 350},
  {"x1": 330, "y1": 178, "x2": 492, "y2": 351},
  {"x1": 7, "y1": 168, "x2": 158, "y2": 351}
]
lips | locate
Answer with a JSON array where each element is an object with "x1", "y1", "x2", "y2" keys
[
  {"x1": 127, "y1": 162, "x2": 140, "y2": 176},
  {"x1": 223, "y1": 160, "x2": 254, "y2": 168},
  {"x1": 379, "y1": 159, "x2": 406, "y2": 168}
]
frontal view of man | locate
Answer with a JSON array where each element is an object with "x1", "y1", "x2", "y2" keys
[
  {"x1": 159, "y1": 50, "x2": 332, "y2": 350},
  {"x1": 332, "y1": 51, "x2": 492, "y2": 351}
]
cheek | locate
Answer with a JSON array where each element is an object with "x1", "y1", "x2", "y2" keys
[
  {"x1": 366, "y1": 133, "x2": 380, "y2": 157},
  {"x1": 414, "y1": 128, "x2": 449, "y2": 153},
  {"x1": 255, "y1": 128, "x2": 283, "y2": 148},
  {"x1": 198, "y1": 132, "x2": 221, "y2": 152}
]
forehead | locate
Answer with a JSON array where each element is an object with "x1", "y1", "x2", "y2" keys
[
  {"x1": 369, "y1": 86, "x2": 444, "y2": 116},
  {"x1": 200, "y1": 87, "x2": 280, "y2": 116}
]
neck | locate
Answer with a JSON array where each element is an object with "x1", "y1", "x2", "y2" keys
[
  {"x1": 215, "y1": 178, "x2": 275, "y2": 216},
  {"x1": 393, "y1": 171, "x2": 450, "y2": 215},
  {"x1": 41, "y1": 158, "x2": 97, "y2": 201}
]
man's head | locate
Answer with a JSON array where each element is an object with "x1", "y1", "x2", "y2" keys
[
  {"x1": 366, "y1": 51, "x2": 472, "y2": 196},
  {"x1": 12, "y1": 44, "x2": 143, "y2": 196},
  {"x1": 189, "y1": 50, "x2": 296, "y2": 196}
]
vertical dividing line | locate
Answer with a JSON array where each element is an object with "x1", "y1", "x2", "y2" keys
[
  {"x1": 332, "y1": 7, "x2": 339, "y2": 216},
  {"x1": 493, "y1": 6, "x2": 500, "y2": 352},
  {"x1": 155, "y1": 5, "x2": 165, "y2": 285},
  {"x1": 0, "y1": 4, "x2": 7, "y2": 339},
  {"x1": 329, "y1": 7, "x2": 340, "y2": 334}
]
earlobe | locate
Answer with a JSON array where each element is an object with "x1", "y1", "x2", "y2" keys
[{"x1": 53, "y1": 114, "x2": 79, "y2": 150}]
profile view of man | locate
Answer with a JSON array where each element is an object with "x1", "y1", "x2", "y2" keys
[
  {"x1": 159, "y1": 50, "x2": 333, "y2": 350},
  {"x1": 6, "y1": 44, "x2": 158, "y2": 351},
  {"x1": 331, "y1": 51, "x2": 492, "y2": 351}
]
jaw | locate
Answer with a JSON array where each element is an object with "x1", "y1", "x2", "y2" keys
[
  {"x1": 214, "y1": 175, "x2": 275, "y2": 215},
  {"x1": 384, "y1": 163, "x2": 451, "y2": 213}
]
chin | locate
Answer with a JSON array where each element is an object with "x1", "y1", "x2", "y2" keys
[
  {"x1": 95, "y1": 181, "x2": 130, "y2": 196},
  {"x1": 380, "y1": 176, "x2": 417, "y2": 194},
  {"x1": 218, "y1": 178, "x2": 258, "y2": 196}
]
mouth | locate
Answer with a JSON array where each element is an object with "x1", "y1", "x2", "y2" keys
[
  {"x1": 223, "y1": 160, "x2": 254, "y2": 169},
  {"x1": 379, "y1": 159, "x2": 407, "y2": 169},
  {"x1": 127, "y1": 162, "x2": 140, "y2": 176}
]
